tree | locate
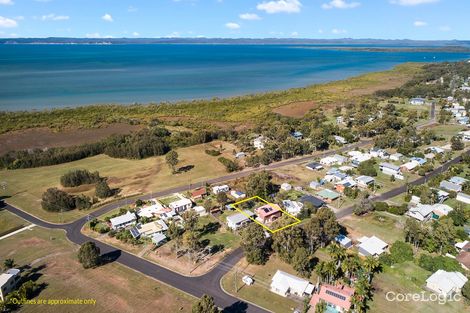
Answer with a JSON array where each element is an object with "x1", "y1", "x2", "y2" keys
[
  {"x1": 240, "y1": 223, "x2": 270, "y2": 265},
  {"x1": 216, "y1": 192, "x2": 228, "y2": 209},
  {"x1": 389, "y1": 241, "x2": 414, "y2": 263},
  {"x1": 357, "y1": 160, "x2": 377, "y2": 177},
  {"x1": 451, "y1": 135, "x2": 464, "y2": 151},
  {"x1": 3, "y1": 258, "x2": 15, "y2": 270},
  {"x1": 314, "y1": 300, "x2": 327, "y2": 313},
  {"x1": 192, "y1": 294, "x2": 219, "y2": 313},
  {"x1": 78, "y1": 242, "x2": 101, "y2": 269},
  {"x1": 183, "y1": 230, "x2": 201, "y2": 261},
  {"x1": 291, "y1": 247, "x2": 313, "y2": 278},
  {"x1": 245, "y1": 171, "x2": 275, "y2": 199},
  {"x1": 272, "y1": 220, "x2": 306, "y2": 263},
  {"x1": 167, "y1": 222, "x2": 182, "y2": 240},
  {"x1": 363, "y1": 256, "x2": 381, "y2": 283},
  {"x1": 327, "y1": 243, "x2": 347, "y2": 267},
  {"x1": 353, "y1": 197, "x2": 375, "y2": 216},
  {"x1": 75, "y1": 194, "x2": 92, "y2": 210},
  {"x1": 41, "y1": 188, "x2": 76, "y2": 212},
  {"x1": 181, "y1": 210, "x2": 199, "y2": 232},
  {"x1": 448, "y1": 207, "x2": 467, "y2": 226},
  {"x1": 95, "y1": 179, "x2": 113, "y2": 198},
  {"x1": 304, "y1": 208, "x2": 340, "y2": 250},
  {"x1": 166, "y1": 150, "x2": 179, "y2": 174}
]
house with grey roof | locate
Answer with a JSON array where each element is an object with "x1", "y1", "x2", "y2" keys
[
  {"x1": 357, "y1": 236, "x2": 388, "y2": 257},
  {"x1": 426, "y1": 270, "x2": 468, "y2": 297},
  {"x1": 226, "y1": 210, "x2": 255, "y2": 230},
  {"x1": 110, "y1": 211, "x2": 137, "y2": 230},
  {"x1": 457, "y1": 192, "x2": 470, "y2": 204},
  {"x1": 0, "y1": 269, "x2": 20, "y2": 301},
  {"x1": 379, "y1": 162, "x2": 403, "y2": 179},
  {"x1": 439, "y1": 180, "x2": 462, "y2": 193}
]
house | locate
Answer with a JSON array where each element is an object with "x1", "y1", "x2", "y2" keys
[
  {"x1": 253, "y1": 136, "x2": 267, "y2": 149},
  {"x1": 151, "y1": 233, "x2": 167, "y2": 246},
  {"x1": 334, "y1": 135, "x2": 347, "y2": 145},
  {"x1": 335, "y1": 234, "x2": 352, "y2": 248},
  {"x1": 410, "y1": 97, "x2": 425, "y2": 105},
  {"x1": 379, "y1": 162, "x2": 402, "y2": 178},
  {"x1": 110, "y1": 211, "x2": 137, "y2": 230},
  {"x1": 193, "y1": 206, "x2": 207, "y2": 216},
  {"x1": 440, "y1": 180, "x2": 462, "y2": 193},
  {"x1": 459, "y1": 130, "x2": 470, "y2": 141},
  {"x1": 357, "y1": 236, "x2": 388, "y2": 257},
  {"x1": 226, "y1": 210, "x2": 255, "y2": 230},
  {"x1": 137, "y1": 200, "x2": 166, "y2": 218},
  {"x1": 457, "y1": 242, "x2": 470, "y2": 270},
  {"x1": 410, "y1": 157, "x2": 427, "y2": 165},
  {"x1": 389, "y1": 153, "x2": 404, "y2": 161},
  {"x1": 320, "y1": 154, "x2": 347, "y2": 166},
  {"x1": 370, "y1": 147, "x2": 389, "y2": 159},
  {"x1": 235, "y1": 152, "x2": 246, "y2": 159},
  {"x1": 131, "y1": 220, "x2": 169, "y2": 238},
  {"x1": 426, "y1": 270, "x2": 468, "y2": 297},
  {"x1": 299, "y1": 194, "x2": 325, "y2": 209},
  {"x1": 355, "y1": 176, "x2": 375, "y2": 188},
  {"x1": 308, "y1": 284, "x2": 354, "y2": 313},
  {"x1": 309, "y1": 181, "x2": 321, "y2": 190},
  {"x1": 335, "y1": 178, "x2": 357, "y2": 193},
  {"x1": 212, "y1": 185, "x2": 229, "y2": 194},
  {"x1": 428, "y1": 147, "x2": 445, "y2": 154},
  {"x1": 432, "y1": 204, "x2": 454, "y2": 218},
  {"x1": 292, "y1": 131, "x2": 303, "y2": 140},
  {"x1": 282, "y1": 200, "x2": 304, "y2": 216},
  {"x1": 190, "y1": 188, "x2": 207, "y2": 201},
  {"x1": 306, "y1": 162, "x2": 324, "y2": 171},
  {"x1": 400, "y1": 160, "x2": 420, "y2": 172},
  {"x1": 436, "y1": 190, "x2": 450, "y2": 203},
  {"x1": 281, "y1": 183, "x2": 292, "y2": 191},
  {"x1": 407, "y1": 204, "x2": 434, "y2": 222},
  {"x1": 230, "y1": 190, "x2": 246, "y2": 200},
  {"x1": 316, "y1": 189, "x2": 341, "y2": 203},
  {"x1": 169, "y1": 195, "x2": 193, "y2": 213},
  {"x1": 0, "y1": 269, "x2": 21, "y2": 301},
  {"x1": 270, "y1": 270, "x2": 314, "y2": 297},
  {"x1": 449, "y1": 176, "x2": 468, "y2": 186},
  {"x1": 456, "y1": 192, "x2": 470, "y2": 204},
  {"x1": 324, "y1": 172, "x2": 348, "y2": 184},
  {"x1": 255, "y1": 204, "x2": 282, "y2": 224}
]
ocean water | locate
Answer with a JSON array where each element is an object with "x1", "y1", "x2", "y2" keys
[{"x1": 0, "y1": 44, "x2": 469, "y2": 111}]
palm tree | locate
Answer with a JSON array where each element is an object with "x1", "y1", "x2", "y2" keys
[
  {"x1": 314, "y1": 300, "x2": 327, "y2": 313},
  {"x1": 324, "y1": 260, "x2": 338, "y2": 284},
  {"x1": 315, "y1": 261, "x2": 327, "y2": 283},
  {"x1": 341, "y1": 254, "x2": 360, "y2": 280},
  {"x1": 327, "y1": 243, "x2": 347, "y2": 268},
  {"x1": 363, "y1": 256, "x2": 380, "y2": 283},
  {"x1": 352, "y1": 273, "x2": 372, "y2": 313}
]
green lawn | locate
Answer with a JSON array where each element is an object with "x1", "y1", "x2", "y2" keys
[
  {"x1": 0, "y1": 210, "x2": 28, "y2": 236},
  {"x1": 370, "y1": 261, "x2": 469, "y2": 313},
  {"x1": 0, "y1": 227, "x2": 194, "y2": 313},
  {"x1": 0, "y1": 141, "x2": 236, "y2": 223},
  {"x1": 198, "y1": 215, "x2": 240, "y2": 249},
  {"x1": 340, "y1": 211, "x2": 406, "y2": 243}
]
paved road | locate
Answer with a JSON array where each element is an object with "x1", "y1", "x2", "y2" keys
[{"x1": 6, "y1": 120, "x2": 462, "y2": 313}]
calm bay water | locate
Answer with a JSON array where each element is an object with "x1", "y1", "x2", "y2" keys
[{"x1": 0, "y1": 44, "x2": 469, "y2": 111}]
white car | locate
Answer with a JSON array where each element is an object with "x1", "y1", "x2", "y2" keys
[{"x1": 242, "y1": 275, "x2": 254, "y2": 286}]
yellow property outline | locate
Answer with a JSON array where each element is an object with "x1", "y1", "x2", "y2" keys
[{"x1": 232, "y1": 196, "x2": 301, "y2": 234}]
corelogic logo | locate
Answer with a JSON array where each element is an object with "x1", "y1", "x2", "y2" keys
[{"x1": 386, "y1": 291, "x2": 462, "y2": 305}]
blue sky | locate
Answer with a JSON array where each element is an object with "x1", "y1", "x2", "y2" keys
[{"x1": 0, "y1": 0, "x2": 467, "y2": 40}]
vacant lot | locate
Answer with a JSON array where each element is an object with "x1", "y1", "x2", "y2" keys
[
  {"x1": 0, "y1": 141, "x2": 237, "y2": 223},
  {"x1": 340, "y1": 211, "x2": 406, "y2": 243},
  {"x1": 371, "y1": 261, "x2": 469, "y2": 313},
  {"x1": 0, "y1": 227, "x2": 194, "y2": 313},
  {"x1": 0, "y1": 123, "x2": 143, "y2": 155}
]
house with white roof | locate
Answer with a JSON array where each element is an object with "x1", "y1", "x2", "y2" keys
[
  {"x1": 407, "y1": 204, "x2": 434, "y2": 222},
  {"x1": 379, "y1": 163, "x2": 403, "y2": 179},
  {"x1": 449, "y1": 176, "x2": 468, "y2": 186},
  {"x1": 400, "y1": 160, "x2": 420, "y2": 172},
  {"x1": 281, "y1": 183, "x2": 292, "y2": 191},
  {"x1": 282, "y1": 200, "x2": 303, "y2": 216},
  {"x1": 212, "y1": 185, "x2": 229, "y2": 194},
  {"x1": 193, "y1": 206, "x2": 207, "y2": 216},
  {"x1": 253, "y1": 135, "x2": 267, "y2": 149},
  {"x1": 0, "y1": 269, "x2": 21, "y2": 301},
  {"x1": 457, "y1": 192, "x2": 470, "y2": 204},
  {"x1": 320, "y1": 154, "x2": 347, "y2": 166},
  {"x1": 389, "y1": 153, "x2": 404, "y2": 161},
  {"x1": 168, "y1": 195, "x2": 193, "y2": 213},
  {"x1": 110, "y1": 211, "x2": 137, "y2": 230},
  {"x1": 130, "y1": 220, "x2": 169, "y2": 239},
  {"x1": 137, "y1": 199, "x2": 166, "y2": 218},
  {"x1": 426, "y1": 270, "x2": 468, "y2": 297},
  {"x1": 334, "y1": 135, "x2": 347, "y2": 145},
  {"x1": 459, "y1": 130, "x2": 470, "y2": 142},
  {"x1": 270, "y1": 270, "x2": 314, "y2": 297},
  {"x1": 230, "y1": 190, "x2": 246, "y2": 199},
  {"x1": 357, "y1": 236, "x2": 388, "y2": 257},
  {"x1": 440, "y1": 181, "x2": 462, "y2": 193},
  {"x1": 370, "y1": 147, "x2": 389, "y2": 159},
  {"x1": 226, "y1": 210, "x2": 255, "y2": 230},
  {"x1": 410, "y1": 97, "x2": 425, "y2": 105},
  {"x1": 432, "y1": 204, "x2": 454, "y2": 217}
]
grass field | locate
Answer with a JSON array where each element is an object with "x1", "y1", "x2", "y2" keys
[
  {"x1": 370, "y1": 261, "x2": 469, "y2": 313},
  {"x1": 0, "y1": 227, "x2": 194, "y2": 313},
  {"x1": 0, "y1": 209, "x2": 28, "y2": 236},
  {"x1": 340, "y1": 211, "x2": 406, "y2": 243},
  {"x1": 0, "y1": 141, "x2": 237, "y2": 223}
]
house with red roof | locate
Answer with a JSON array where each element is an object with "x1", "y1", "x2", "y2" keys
[
  {"x1": 255, "y1": 204, "x2": 282, "y2": 224},
  {"x1": 308, "y1": 284, "x2": 355, "y2": 313},
  {"x1": 190, "y1": 188, "x2": 207, "y2": 201}
]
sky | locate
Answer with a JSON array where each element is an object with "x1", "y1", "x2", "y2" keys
[{"x1": 0, "y1": 0, "x2": 467, "y2": 40}]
